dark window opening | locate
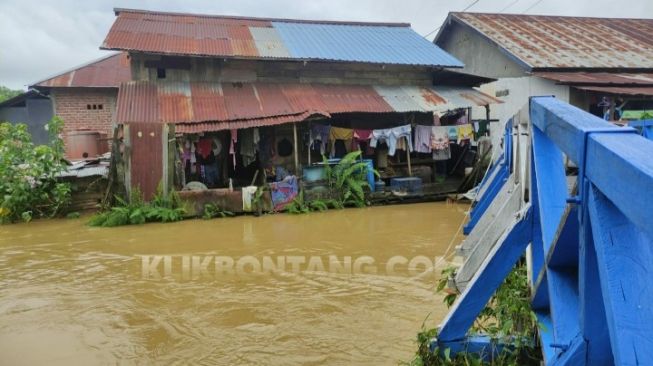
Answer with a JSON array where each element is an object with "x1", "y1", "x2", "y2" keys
[
  {"x1": 92, "y1": 104, "x2": 97, "y2": 110},
  {"x1": 87, "y1": 104, "x2": 92, "y2": 110},
  {"x1": 157, "y1": 68, "x2": 166, "y2": 79},
  {"x1": 98, "y1": 104, "x2": 103, "y2": 110}
]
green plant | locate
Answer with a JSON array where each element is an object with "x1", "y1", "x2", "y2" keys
[
  {"x1": 66, "y1": 212, "x2": 81, "y2": 219},
  {"x1": 88, "y1": 187, "x2": 187, "y2": 227},
  {"x1": 323, "y1": 151, "x2": 377, "y2": 208},
  {"x1": 286, "y1": 190, "x2": 311, "y2": 214},
  {"x1": 285, "y1": 190, "x2": 332, "y2": 214},
  {"x1": 202, "y1": 203, "x2": 235, "y2": 219},
  {"x1": 0, "y1": 117, "x2": 71, "y2": 223},
  {"x1": 409, "y1": 262, "x2": 540, "y2": 365}
]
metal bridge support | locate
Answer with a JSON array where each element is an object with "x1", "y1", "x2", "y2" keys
[{"x1": 433, "y1": 96, "x2": 653, "y2": 365}]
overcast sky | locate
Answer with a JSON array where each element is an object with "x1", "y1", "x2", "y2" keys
[{"x1": 1, "y1": 0, "x2": 652, "y2": 90}]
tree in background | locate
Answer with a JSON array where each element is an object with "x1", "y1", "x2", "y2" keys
[
  {"x1": 0, "y1": 86, "x2": 24, "y2": 103},
  {"x1": 0, "y1": 117, "x2": 71, "y2": 223}
]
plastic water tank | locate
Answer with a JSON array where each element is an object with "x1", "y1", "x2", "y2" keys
[{"x1": 65, "y1": 130, "x2": 100, "y2": 160}]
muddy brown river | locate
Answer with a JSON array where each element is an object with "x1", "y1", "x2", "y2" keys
[{"x1": 0, "y1": 202, "x2": 467, "y2": 365}]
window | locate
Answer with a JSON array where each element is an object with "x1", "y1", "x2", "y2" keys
[
  {"x1": 98, "y1": 104, "x2": 103, "y2": 110},
  {"x1": 157, "y1": 68, "x2": 166, "y2": 79},
  {"x1": 86, "y1": 104, "x2": 104, "y2": 110},
  {"x1": 87, "y1": 104, "x2": 92, "y2": 110}
]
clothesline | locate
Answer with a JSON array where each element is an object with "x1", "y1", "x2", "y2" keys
[{"x1": 308, "y1": 121, "x2": 488, "y2": 159}]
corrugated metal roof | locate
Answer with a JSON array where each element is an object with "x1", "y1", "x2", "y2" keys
[
  {"x1": 437, "y1": 13, "x2": 653, "y2": 70},
  {"x1": 271, "y1": 22, "x2": 463, "y2": 66},
  {"x1": 533, "y1": 72, "x2": 653, "y2": 85},
  {"x1": 574, "y1": 86, "x2": 653, "y2": 96},
  {"x1": 57, "y1": 162, "x2": 110, "y2": 178},
  {"x1": 101, "y1": 8, "x2": 463, "y2": 67},
  {"x1": 32, "y1": 53, "x2": 131, "y2": 88},
  {"x1": 117, "y1": 81, "x2": 500, "y2": 131}
]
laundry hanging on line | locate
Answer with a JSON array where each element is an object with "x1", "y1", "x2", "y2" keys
[{"x1": 370, "y1": 124, "x2": 412, "y2": 156}]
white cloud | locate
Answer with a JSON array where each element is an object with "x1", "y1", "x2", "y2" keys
[{"x1": 0, "y1": 0, "x2": 651, "y2": 90}]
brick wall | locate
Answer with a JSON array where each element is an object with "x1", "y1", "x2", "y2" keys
[{"x1": 51, "y1": 88, "x2": 117, "y2": 155}]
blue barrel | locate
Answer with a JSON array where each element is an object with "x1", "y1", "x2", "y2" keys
[{"x1": 363, "y1": 159, "x2": 375, "y2": 190}]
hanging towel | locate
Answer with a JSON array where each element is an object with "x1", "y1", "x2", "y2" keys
[
  {"x1": 370, "y1": 124, "x2": 412, "y2": 156},
  {"x1": 240, "y1": 128, "x2": 260, "y2": 167},
  {"x1": 457, "y1": 124, "x2": 474, "y2": 143},
  {"x1": 328, "y1": 127, "x2": 353, "y2": 157},
  {"x1": 447, "y1": 126, "x2": 459, "y2": 141},
  {"x1": 242, "y1": 186, "x2": 258, "y2": 212},
  {"x1": 414, "y1": 125, "x2": 432, "y2": 153},
  {"x1": 473, "y1": 121, "x2": 489, "y2": 139},
  {"x1": 310, "y1": 124, "x2": 331, "y2": 155},
  {"x1": 229, "y1": 129, "x2": 238, "y2": 167},
  {"x1": 351, "y1": 128, "x2": 373, "y2": 153},
  {"x1": 431, "y1": 126, "x2": 451, "y2": 161},
  {"x1": 197, "y1": 138, "x2": 213, "y2": 159},
  {"x1": 433, "y1": 112, "x2": 441, "y2": 126}
]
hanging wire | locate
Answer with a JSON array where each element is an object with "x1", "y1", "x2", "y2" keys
[
  {"x1": 422, "y1": 0, "x2": 481, "y2": 38},
  {"x1": 522, "y1": 0, "x2": 544, "y2": 13},
  {"x1": 499, "y1": 0, "x2": 521, "y2": 13}
]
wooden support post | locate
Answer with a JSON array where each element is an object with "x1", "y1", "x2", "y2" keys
[{"x1": 293, "y1": 122, "x2": 299, "y2": 175}]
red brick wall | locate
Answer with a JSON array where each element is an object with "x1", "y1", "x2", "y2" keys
[{"x1": 52, "y1": 88, "x2": 117, "y2": 154}]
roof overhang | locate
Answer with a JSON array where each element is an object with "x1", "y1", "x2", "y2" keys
[
  {"x1": 533, "y1": 71, "x2": 653, "y2": 96},
  {"x1": 116, "y1": 81, "x2": 501, "y2": 132}
]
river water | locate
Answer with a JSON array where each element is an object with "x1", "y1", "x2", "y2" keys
[{"x1": 0, "y1": 202, "x2": 467, "y2": 365}]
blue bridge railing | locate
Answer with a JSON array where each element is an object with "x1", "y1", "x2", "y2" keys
[{"x1": 434, "y1": 96, "x2": 653, "y2": 365}]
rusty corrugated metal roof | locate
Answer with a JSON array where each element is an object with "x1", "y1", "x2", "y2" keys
[
  {"x1": 101, "y1": 8, "x2": 463, "y2": 67},
  {"x1": 533, "y1": 72, "x2": 653, "y2": 85},
  {"x1": 574, "y1": 86, "x2": 653, "y2": 96},
  {"x1": 117, "y1": 81, "x2": 501, "y2": 131},
  {"x1": 32, "y1": 53, "x2": 132, "y2": 88},
  {"x1": 437, "y1": 13, "x2": 653, "y2": 70},
  {"x1": 175, "y1": 112, "x2": 321, "y2": 133}
]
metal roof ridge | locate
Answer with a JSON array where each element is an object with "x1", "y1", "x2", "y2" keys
[
  {"x1": 112, "y1": 8, "x2": 411, "y2": 27},
  {"x1": 450, "y1": 11, "x2": 653, "y2": 22}
]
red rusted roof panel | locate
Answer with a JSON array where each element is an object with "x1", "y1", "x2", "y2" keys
[
  {"x1": 574, "y1": 86, "x2": 653, "y2": 96},
  {"x1": 175, "y1": 111, "x2": 325, "y2": 133},
  {"x1": 533, "y1": 72, "x2": 653, "y2": 85},
  {"x1": 103, "y1": 10, "x2": 267, "y2": 57},
  {"x1": 116, "y1": 81, "x2": 499, "y2": 131},
  {"x1": 116, "y1": 81, "x2": 395, "y2": 127},
  {"x1": 448, "y1": 13, "x2": 653, "y2": 69},
  {"x1": 33, "y1": 53, "x2": 131, "y2": 88}
]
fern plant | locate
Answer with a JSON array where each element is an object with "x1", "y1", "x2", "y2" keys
[{"x1": 88, "y1": 186, "x2": 187, "y2": 227}]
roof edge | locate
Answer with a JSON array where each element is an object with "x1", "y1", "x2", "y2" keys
[
  {"x1": 434, "y1": 13, "x2": 533, "y2": 71},
  {"x1": 29, "y1": 52, "x2": 123, "y2": 88},
  {"x1": 449, "y1": 11, "x2": 653, "y2": 22},
  {"x1": 99, "y1": 48, "x2": 460, "y2": 68},
  {"x1": 113, "y1": 8, "x2": 411, "y2": 27}
]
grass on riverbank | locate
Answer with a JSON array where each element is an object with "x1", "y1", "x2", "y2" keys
[{"x1": 407, "y1": 263, "x2": 541, "y2": 365}]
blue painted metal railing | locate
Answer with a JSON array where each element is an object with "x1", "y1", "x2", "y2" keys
[
  {"x1": 434, "y1": 96, "x2": 653, "y2": 365},
  {"x1": 628, "y1": 119, "x2": 653, "y2": 141},
  {"x1": 463, "y1": 119, "x2": 513, "y2": 235}
]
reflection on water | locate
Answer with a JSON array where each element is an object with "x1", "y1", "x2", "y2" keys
[{"x1": 0, "y1": 202, "x2": 467, "y2": 365}]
